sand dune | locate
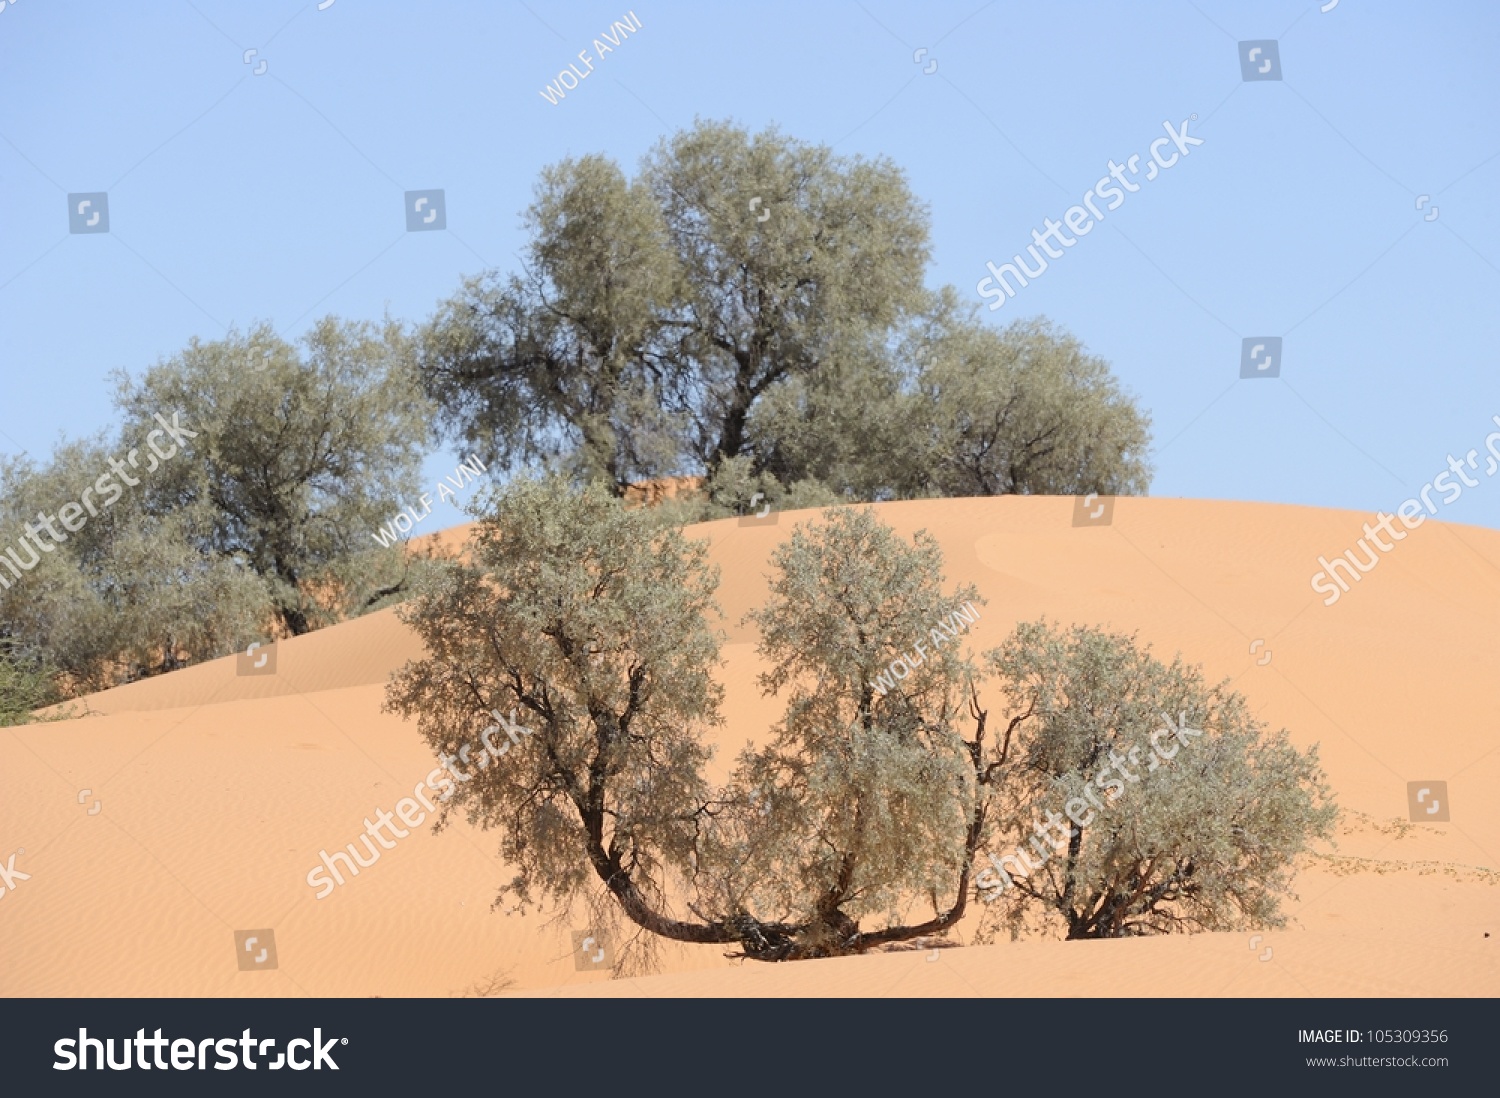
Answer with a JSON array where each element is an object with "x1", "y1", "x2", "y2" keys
[{"x1": 2, "y1": 496, "x2": 1496, "y2": 997}]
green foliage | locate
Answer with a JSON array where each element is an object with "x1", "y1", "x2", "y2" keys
[
  {"x1": 0, "y1": 314, "x2": 435, "y2": 697},
  {"x1": 978, "y1": 620, "x2": 1338, "y2": 939},
  {"x1": 384, "y1": 475, "x2": 725, "y2": 923},
  {"x1": 383, "y1": 480, "x2": 1332, "y2": 961},
  {"x1": 643, "y1": 119, "x2": 930, "y2": 470},
  {"x1": 387, "y1": 485, "x2": 993, "y2": 960},
  {"x1": 417, "y1": 120, "x2": 1152, "y2": 503},
  {"x1": 685, "y1": 455, "x2": 842, "y2": 523},
  {"x1": 419, "y1": 156, "x2": 684, "y2": 491},
  {"x1": 0, "y1": 436, "x2": 269, "y2": 691},
  {"x1": 112, "y1": 317, "x2": 434, "y2": 635},
  {"x1": 0, "y1": 640, "x2": 56, "y2": 726},
  {"x1": 417, "y1": 119, "x2": 933, "y2": 494},
  {"x1": 899, "y1": 297, "x2": 1153, "y2": 497},
  {"x1": 723, "y1": 508, "x2": 985, "y2": 951},
  {"x1": 741, "y1": 329, "x2": 915, "y2": 502}
]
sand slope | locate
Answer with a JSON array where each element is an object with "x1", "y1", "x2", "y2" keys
[{"x1": 2, "y1": 496, "x2": 1496, "y2": 997}]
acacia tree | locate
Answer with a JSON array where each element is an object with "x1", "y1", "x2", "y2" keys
[
  {"x1": 976, "y1": 620, "x2": 1338, "y2": 940},
  {"x1": 384, "y1": 479, "x2": 999, "y2": 961}
]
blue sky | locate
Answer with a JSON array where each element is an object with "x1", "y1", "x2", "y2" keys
[{"x1": 2, "y1": 0, "x2": 1497, "y2": 531}]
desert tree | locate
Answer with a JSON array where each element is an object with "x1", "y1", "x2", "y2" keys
[
  {"x1": 899, "y1": 293, "x2": 1153, "y2": 498},
  {"x1": 976, "y1": 620, "x2": 1338, "y2": 940},
  {"x1": 643, "y1": 120, "x2": 929, "y2": 471},
  {"x1": 384, "y1": 479, "x2": 998, "y2": 961},
  {"x1": 723, "y1": 506, "x2": 991, "y2": 956},
  {"x1": 0, "y1": 437, "x2": 269, "y2": 692},
  {"x1": 733, "y1": 296, "x2": 1156, "y2": 503},
  {"x1": 416, "y1": 119, "x2": 931, "y2": 495},
  {"x1": 384, "y1": 476, "x2": 728, "y2": 951},
  {"x1": 112, "y1": 317, "x2": 434, "y2": 635},
  {"x1": 419, "y1": 123, "x2": 1153, "y2": 503},
  {"x1": 417, "y1": 155, "x2": 685, "y2": 492}
]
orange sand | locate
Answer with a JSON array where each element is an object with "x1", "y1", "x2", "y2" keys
[{"x1": 2, "y1": 497, "x2": 1495, "y2": 997}]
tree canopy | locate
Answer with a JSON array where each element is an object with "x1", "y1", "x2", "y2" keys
[
  {"x1": 113, "y1": 317, "x2": 434, "y2": 636},
  {"x1": 386, "y1": 480, "x2": 1332, "y2": 963},
  {"x1": 416, "y1": 119, "x2": 1150, "y2": 504},
  {"x1": 0, "y1": 434, "x2": 267, "y2": 691},
  {"x1": 386, "y1": 479, "x2": 1002, "y2": 960},
  {"x1": 977, "y1": 620, "x2": 1338, "y2": 939}
]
